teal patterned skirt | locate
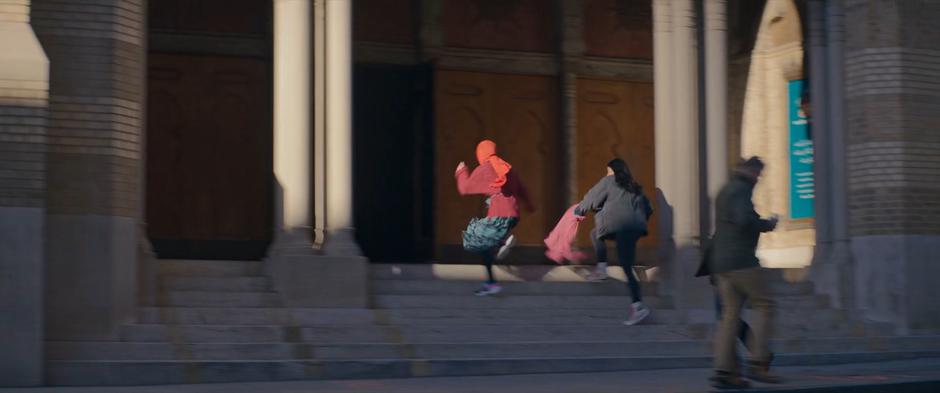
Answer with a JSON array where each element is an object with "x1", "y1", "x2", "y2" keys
[{"x1": 462, "y1": 216, "x2": 519, "y2": 253}]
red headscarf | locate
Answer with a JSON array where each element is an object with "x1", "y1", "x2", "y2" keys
[{"x1": 475, "y1": 140, "x2": 512, "y2": 188}]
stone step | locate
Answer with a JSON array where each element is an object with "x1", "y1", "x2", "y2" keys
[
  {"x1": 373, "y1": 294, "x2": 677, "y2": 309},
  {"x1": 373, "y1": 279, "x2": 662, "y2": 297},
  {"x1": 47, "y1": 350, "x2": 940, "y2": 386},
  {"x1": 372, "y1": 264, "x2": 813, "y2": 286},
  {"x1": 371, "y1": 264, "x2": 648, "y2": 282},
  {"x1": 158, "y1": 260, "x2": 263, "y2": 277},
  {"x1": 119, "y1": 324, "x2": 707, "y2": 343},
  {"x1": 161, "y1": 276, "x2": 272, "y2": 292},
  {"x1": 372, "y1": 279, "x2": 815, "y2": 297},
  {"x1": 138, "y1": 307, "x2": 688, "y2": 326},
  {"x1": 156, "y1": 291, "x2": 282, "y2": 307},
  {"x1": 47, "y1": 336, "x2": 940, "y2": 361},
  {"x1": 118, "y1": 321, "x2": 889, "y2": 344},
  {"x1": 372, "y1": 294, "x2": 830, "y2": 310},
  {"x1": 136, "y1": 307, "x2": 862, "y2": 331}
]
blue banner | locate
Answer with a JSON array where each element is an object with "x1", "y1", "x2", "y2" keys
[{"x1": 788, "y1": 80, "x2": 814, "y2": 219}]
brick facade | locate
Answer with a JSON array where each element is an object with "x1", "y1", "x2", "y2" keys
[
  {"x1": 31, "y1": 0, "x2": 144, "y2": 218},
  {"x1": 845, "y1": 0, "x2": 940, "y2": 236}
]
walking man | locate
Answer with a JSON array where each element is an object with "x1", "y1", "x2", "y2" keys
[{"x1": 709, "y1": 157, "x2": 782, "y2": 389}]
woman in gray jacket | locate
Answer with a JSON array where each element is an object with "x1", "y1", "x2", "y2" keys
[{"x1": 574, "y1": 158, "x2": 654, "y2": 325}]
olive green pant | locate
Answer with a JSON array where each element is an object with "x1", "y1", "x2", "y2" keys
[{"x1": 714, "y1": 267, "x2": 776, "y2": 374}]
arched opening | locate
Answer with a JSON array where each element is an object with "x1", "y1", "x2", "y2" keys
[{"x1": 738, "y1": 0, "x2": 814, "y2": 269}]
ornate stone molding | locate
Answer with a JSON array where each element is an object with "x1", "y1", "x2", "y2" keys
[
  {"x1": 149, "y1": 31, "x2": 270, "y2": 57},
  {"x1": 354, "y1": 41, "x2": 418, "y2": 65},
  {"x1": 579, "y1": 56, "x2": 653, "y2": 81},
  {"x1": 433, "y1": 47, "x2": 558, "y2": 75}
]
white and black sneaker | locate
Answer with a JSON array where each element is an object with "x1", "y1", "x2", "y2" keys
[
  {"x1": 496, "y1": 234, "x2": 516, "y2": 260},
  {"x1": 474, "y1": 283, "x2": 503, "y2": 296},
  {"x1": 624, "y1": 301, "x2": 651, "y2": 326}
]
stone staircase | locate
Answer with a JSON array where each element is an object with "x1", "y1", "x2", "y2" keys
[{"x1": 46, "y1": 261, "x2": 940, "y2": 386}]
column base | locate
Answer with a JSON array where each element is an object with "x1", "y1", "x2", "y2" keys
[
  {"x1": 324, "y1": 227, "x2": 363, "y2": 257},
  {"x1": 137, "y1": 225, "x2": 157, "y2": 307},
  {"x1": 269, "y1": 228, "x2": 317, "y2": 257},
  {"x1": 656, "y1": 237, "x2": 711, "y2": 323},
  {"x1": 0, "y1": 207, "x2": 44, "y2": 386},
  {"x1": 810, "y1": 240, "x2": 855, "y2": 311},
  {"x1": 266, "y1": 228, "x2": 368, "y2": 308},
  {"x1": 850, "y1": 235, "x2": 940, "y2": 332},
  {"x1": 46, "y1": 214, "x2": 137, "y2": 341}
]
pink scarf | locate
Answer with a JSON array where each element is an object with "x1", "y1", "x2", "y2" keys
[{"x1": 544, "y1": 204, "x2": 587, "y2": 264}]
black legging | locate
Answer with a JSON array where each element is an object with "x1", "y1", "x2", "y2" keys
[
  {"x1": 482, "y1": 249, "x2": 496, "y2": 284},
  {"x1": 480, "y1": 219, "x2": 518, "y2": 285},
  {"x1": 591, "y1": 228, "x2": 642, "y2": 303}
]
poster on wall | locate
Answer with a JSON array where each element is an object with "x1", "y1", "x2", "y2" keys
[{"x1": 788, "y1": 80, "x2": 815, "y2": 219}]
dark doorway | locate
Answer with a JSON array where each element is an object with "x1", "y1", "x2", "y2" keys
[{"x1": 353, "y1": 64, "x2": 434, "y2": 263}]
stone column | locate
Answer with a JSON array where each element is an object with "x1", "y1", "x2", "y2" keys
[
  {"x1": 323, "y1": 0, "x2": 361, "y2": 255},
  {"x1": 654, "y1": 0, "x2": 705, "y2": 310},
  {"x1": 824, "y1": 0, "x2": 853, "y2": 309},
  {"x1": 267, "y1": 0, "x2": 367, "y2": 308},
  {"x1": 559, "y1": 0, "x2": 584, "y2": 205},
  {"x1": 33, "y1": 0, "x2": 145, "y2": 341},
  {"x1": 313, "y1": 0, "x2": 327, "y2": 248},
  {"x1": 807, "y1": 0, "x2": 832, "y2": 258},
  {"x1": 704, "y1": 0, "x2": 727, "y2": 231},
  {"x1": 0, "y1": 0, "x2": 47, "y2": 385},
  {"x1": 652, "y1": 0, "x2": 674, "y2": 247},
  {"x1": 844, "y1": 1, "x2": 940, "y2": 330},
  {"x1": 273, "y1": 0, "x2": 315, "y2": 253},
  {"x1": 670, "y1": 0, "x2": 700, "y2": 248},
  {"x1": 652, "y1": 0, "x2": 676, "y2": 294}
]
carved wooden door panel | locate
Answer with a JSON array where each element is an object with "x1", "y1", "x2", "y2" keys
[
  {"x1": 435, "y1": 70, "x2": 559, "y2": 261},
  {"x1": 576, "y1": 79, "x2": 657, "y2": 255},
  {"x1": 435, "y1": 71, "x2": 490, "y2": 250},
  {"x1": 147, "y1": 53, "x2": 272, "y2": 259}
]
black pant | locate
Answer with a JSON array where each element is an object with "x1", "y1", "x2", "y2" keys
[
  {"x1": 481, "y1": 219, "x2": 518, "y2": 284},
  {"x1": 591, "y1": 228, "x2": 642, "y2": 303}
]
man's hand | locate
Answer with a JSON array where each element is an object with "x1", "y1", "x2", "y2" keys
[
  {"x1": 455, "y1": 161, "x2": 467, "y2": 174},
  {"x1": 768, "y1": 215, "x2": 780, "y2": 231}
]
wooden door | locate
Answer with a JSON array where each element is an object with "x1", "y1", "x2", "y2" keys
[
  {"x1": 576, "y1": 79, "x2": 657, "y2": 261},
  {"x1": 435, "y1": 70, "x2": 560, "y2": 262},
  {"x1": 147, "y1": 53, "x2": 272, "y2": 259}
]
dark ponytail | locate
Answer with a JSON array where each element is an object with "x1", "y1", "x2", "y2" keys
[{"x1": 608, "y1": 158, "x2": 642, "y2": 194}]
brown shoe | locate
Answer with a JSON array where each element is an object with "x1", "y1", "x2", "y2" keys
[
  {"x1": 745, "y1": 361, "x2": 784, "y2": 384},
  {"x1": 710, "y1": 371, "x2": 752, "y2": 390}
]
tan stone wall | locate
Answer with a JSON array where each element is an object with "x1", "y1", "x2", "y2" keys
[
  {"x1": 31, "y1": 0, "x2": 144, "y2": 218},
  {"x1": 0, "y1": 0, "x2": 29, "y2": 23},
  {"x1": 845, "y1": 0, "x2": 940, "y2": 236}
]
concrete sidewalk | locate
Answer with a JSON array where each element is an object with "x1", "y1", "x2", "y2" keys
[{"x1": 3, "y1": 358, "x2": 939, "y2": 393}]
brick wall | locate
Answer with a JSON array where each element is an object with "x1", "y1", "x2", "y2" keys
[
  {"x1": 31, "y1": 0, "x2": 143, "y2": 218},
  {"x1": 844, "y1": 0, "x2": 940, "y2": 236}
]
